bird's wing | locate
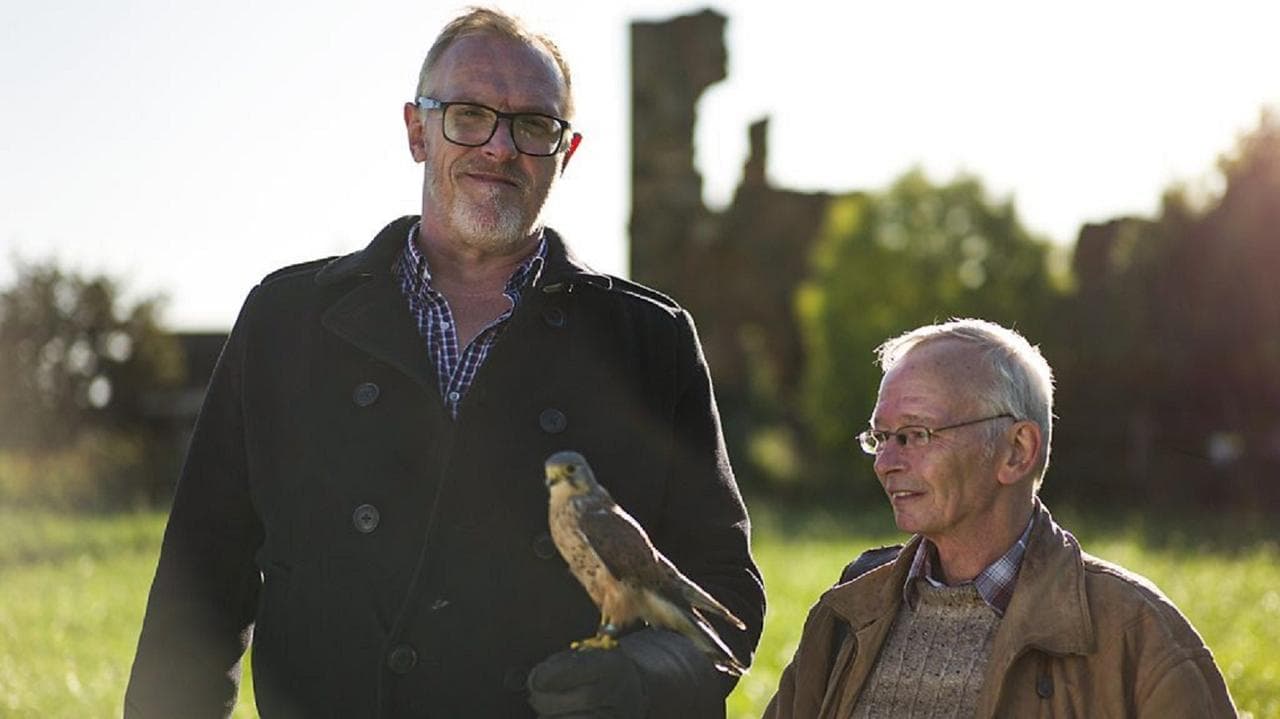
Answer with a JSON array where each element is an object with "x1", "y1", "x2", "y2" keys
[
  {"x1": 576, "y1": 497, "x2": 745, "y2": 628},
  {"x1": 574, "y1": 499, "x2": 663, "y2": 584},
  {"x1": 573, "y1": 495, "x2": 748, "y2": 676},
  {"x1": 653, "y1": 555, "x2": 747, "y2": 630}
]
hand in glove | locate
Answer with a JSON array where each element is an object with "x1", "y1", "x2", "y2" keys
[{"x1": 527, "y1": 628, "x2": 733, "y2": 719}]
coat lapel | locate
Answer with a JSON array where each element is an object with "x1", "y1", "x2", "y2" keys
[
  {"x1": 977, "y1": 503, "x2": 1095, "y2": 715},
  {"x1": 821, "y1": 536, "x2": 920, "y2": 717},
  {"x1": 322, "y1": 278, "x2": 438, "y2": 396},
  {"x1": 991, "y1": 503, "x2": 1095, "y2": 658},
  {"x1": 312, "y1": 218, "x2": 609, "y2": 402},
  {"x1": 316, "y1": 216, "x2": 439, "y2": 396}
]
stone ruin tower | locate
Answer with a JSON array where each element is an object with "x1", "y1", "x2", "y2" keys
[{"x1": 630, "y1": 9, "x2": 833, "y2": 410}]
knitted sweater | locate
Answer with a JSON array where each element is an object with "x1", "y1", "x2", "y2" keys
[{"x1": 851, "y1": 580, "x2": 1001, "y2": 718}]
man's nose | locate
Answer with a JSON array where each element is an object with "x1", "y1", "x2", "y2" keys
[
  {"x1": 873, "y1": 440, "x2": 905, "y2": 477},
  {"x1": 481, "y1": 118, "x2": 520, "y2": 160}
]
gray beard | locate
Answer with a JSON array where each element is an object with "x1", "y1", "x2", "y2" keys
[
  {"x1": 427, "y1": 165, "x2": 554, "y2": 254},
  {"x1": 449, "y1": 184, "x2": 532, "y2": 253}
]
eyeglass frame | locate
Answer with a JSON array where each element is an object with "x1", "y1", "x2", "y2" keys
[
  {"x1": 414, "y1": 96, "x2": 573, "y2": 157},
  {"x1": 856, "y1": 413, "x2": 1017, "y2": 455}
]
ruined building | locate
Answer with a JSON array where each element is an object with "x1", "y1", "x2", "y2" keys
[{"x1": 630, "y1": 9, "x2": 837, "y2": 413}]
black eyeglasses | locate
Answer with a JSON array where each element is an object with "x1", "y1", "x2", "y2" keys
[
  {"x1": 415, "y1": 97, "x2": 572, "y2": 157},
  {"x1": 857, "y1": 414, "x2": 1016, "y2": 455}
]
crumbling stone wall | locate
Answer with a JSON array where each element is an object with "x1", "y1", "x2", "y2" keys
[
  {"x1": 629, "y1": 9, "x2": 726, "y2": 300},
  {"x1": 629, "y1": 9, "x2": 835, "y2": 411}
]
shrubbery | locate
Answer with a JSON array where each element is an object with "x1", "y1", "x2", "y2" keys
[
  {"x1": 0, "y1": 431, "x2": 181, "y2": 511},
  {"x1": 0, "y1": 260, "x2": 186, "y2": 509}
]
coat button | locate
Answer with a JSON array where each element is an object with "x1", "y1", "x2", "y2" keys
[
  {"x1": 353, "y1": 382, "x2": 380, "y2": 407},
  {"x1": 1036, "y1": 674, "x2": 1054, "y2": 698},
  {"x1": 352, "y1": 504, "x2": 380, "y2": 533},
  {"x1": 542, "y1": 306, "x2": 566, "y2": 328},
  {"x1": 503, "y1": 666, "x2": 529, "y2": 692},
  {"x1": 387, "y1": 644, "x2": 418, "y2": 674},
  {"x1": 538, "y1": 408, "x2": 567, "y2": 434},
  {"x1": 532, "y1": 532, "x2": 558, "y2": 560}
]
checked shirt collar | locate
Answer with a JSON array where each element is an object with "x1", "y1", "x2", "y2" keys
[
  {"x1": 395, "y1": 221, "x2": 546, "y2": 419},
  {"x1": 904, "y1": 505, "x2": 1037, "y2": 617}
]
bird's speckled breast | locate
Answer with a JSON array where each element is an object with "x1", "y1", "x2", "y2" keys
[{"x1": 549, "y1": 498, "x2": 611, "y2": 606}]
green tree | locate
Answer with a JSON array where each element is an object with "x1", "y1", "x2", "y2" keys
[
  {"x1": 796, "y1": 169, "x2": 1060, "y2": 488},
  {"x1": 0, "y1": 259, "x2": 184, "y2": 450}
]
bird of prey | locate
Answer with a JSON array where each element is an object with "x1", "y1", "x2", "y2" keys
[{"x1": 543, "y1": 450, "x2": 747, "y2": 676}]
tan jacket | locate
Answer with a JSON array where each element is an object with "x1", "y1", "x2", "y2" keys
[{"x1": 765, "y1": 504, "x2": 1237, "y2": 718}]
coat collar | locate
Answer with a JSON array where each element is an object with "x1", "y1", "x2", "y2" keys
[
  {"x1": 823, "y1": 533, "x2": 917, "y2": 631},
  {"x1": 312, "y1": 216, "x2": 614, "y2": 395},
  {"x1": 822, "y1": 502, "x2": 1095, "y2": 657},
  {"x1": 314, "y1": 215, "x2": 613, "y2": 292},
  {"x1": 994, "y1": 502, "x2": 1095, "y2": 657}
]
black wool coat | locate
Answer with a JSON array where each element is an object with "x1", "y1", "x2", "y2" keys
[{"x1": 125, "y1": 216, "x2": 765, "y2": 718}]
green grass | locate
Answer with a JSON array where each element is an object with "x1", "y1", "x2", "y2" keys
[
  {"x1": 0, "y1": 510, "x2": 258, "y2": 718},
  {"x1": 0, "y1": 506, "x2": 1275, "y2": 718}
]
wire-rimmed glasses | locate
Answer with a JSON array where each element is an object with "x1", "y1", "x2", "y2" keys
[{"x1": 857, "y1": 414, "x2": 1016, "y2": 455}]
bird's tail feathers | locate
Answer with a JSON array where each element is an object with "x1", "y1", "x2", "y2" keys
[
  {"x1": 687, "y1": 610, "x2": 747, "y2": 677},
  {"x1": 645, "y1": 586, "x2": 748, "y2": 677},
  {"x1": 676, "y1": 573, "x2": 746, "y2": 630}
]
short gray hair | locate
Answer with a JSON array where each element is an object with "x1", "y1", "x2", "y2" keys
[
  {"x1": 415, "y1": 7, "x2": 575, "y2": 118},
  {"x1": 876, "y1": 318, "x2": 1055, "y2": 487}
]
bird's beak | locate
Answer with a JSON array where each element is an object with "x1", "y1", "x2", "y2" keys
[{"x1": 545, "y1": 465, "x2": 566, "y2": 489}]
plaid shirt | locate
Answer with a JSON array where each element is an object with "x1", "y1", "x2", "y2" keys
[
  {"x1": 395, "y1": 222, "x2": 546, "y2": 419},
  {"x1": 904, "y1": 509, "x2": 1037, "y2": 616}
]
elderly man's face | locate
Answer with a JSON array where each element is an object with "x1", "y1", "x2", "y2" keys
[
  {"x1": 407, "y1": 34, "x2": 572, "y2": 256},
  {"x1": 870, "y1": 340, "x2": 1005, "y2": 546}
]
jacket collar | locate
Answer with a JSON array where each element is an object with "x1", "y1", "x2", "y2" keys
[
  {"x1": 314, "y1": 215, "x2": 613, "y2": 292},
  {"x1": 313, "y1": 216, "x2": 615, "y2": 396},
  {"x1": 824, "y1": 533, "x2": 917, "y2": 631},
  {"x1": 822, "y1": 502, "x2": 1094, "y2": 657},
  {"x1": 994, "y1": 502, "x2": 1095, "y2": 657}
]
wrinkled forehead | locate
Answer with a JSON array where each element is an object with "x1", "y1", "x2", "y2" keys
[{"x1": 874, "y1": 340, "x2": 991, "y2": 423}]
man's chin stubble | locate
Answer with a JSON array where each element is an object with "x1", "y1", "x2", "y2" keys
[{"x1": 450, "y1": 203, "x2": 534, "y2": 254}]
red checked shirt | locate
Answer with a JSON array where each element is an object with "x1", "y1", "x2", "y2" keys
[{"x1": 395, "y1": 222, "x2": 546, "y2": 418}]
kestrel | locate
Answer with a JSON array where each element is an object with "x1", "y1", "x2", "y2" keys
[{"x1": 544, "y1": 450, "x2": 747, "y2": 676}]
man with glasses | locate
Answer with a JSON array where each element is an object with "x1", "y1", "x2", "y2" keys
[
  {"x1": 765, "y1": 318, "x2": 1235, "y2": 717},
  {"x1": 126, "y1": 8, "x2": 762, "y2": 718}
]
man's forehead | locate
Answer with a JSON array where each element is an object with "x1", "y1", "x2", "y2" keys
[
  {"x1": 897, "y1": 337, "x2": 978, "y2": 368},
  {"x1": 427, "y1": 33, "x2": 567, "y2": 111},
  {"x1": 871, "y1": 388, "x2": 946, "y2": 427},
  {"x1": 874, "y1": 343, "x2": 985, "y2": 422}
]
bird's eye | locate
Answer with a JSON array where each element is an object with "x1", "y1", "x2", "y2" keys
[{"x1": 566, "y1": 466, "x2": 577, "y2": 475}]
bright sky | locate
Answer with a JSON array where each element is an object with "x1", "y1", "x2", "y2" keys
[{"x1": 2, "y1": 0, "x2": 1277, "y2": 330}]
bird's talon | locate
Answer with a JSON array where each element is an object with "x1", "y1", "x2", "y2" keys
[{"x1": 570, "y1": 634, "x2": 619, "y2": 651}]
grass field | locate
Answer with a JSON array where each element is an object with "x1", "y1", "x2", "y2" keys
[{"x1": 0, "y1": 505, "x2": 1276, "y2": 718}]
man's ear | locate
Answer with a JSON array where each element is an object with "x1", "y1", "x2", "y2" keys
[
  {"x1": 404, "y1": 102, "x2": 428, "y2": 162},
  {"x1": 560, "y1": 132, "x2": 582, "y2": 173},
  {"x1": 997, "y1": 420, "x2": 1042, "y2": 486}
]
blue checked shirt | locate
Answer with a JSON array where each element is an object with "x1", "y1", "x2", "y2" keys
[
  {"x1": 395, "y1": 222, "x2": 546, "y2": 419},
  {"x1": 904, "y1": 509, "x2": 1037, "y2": 616}
]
